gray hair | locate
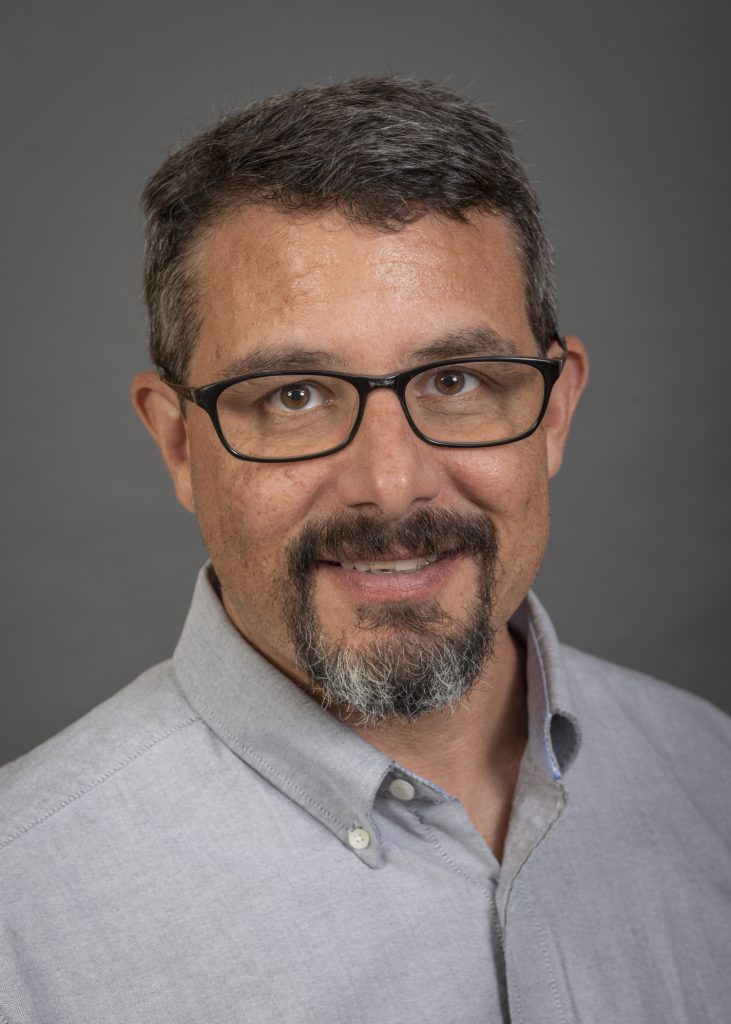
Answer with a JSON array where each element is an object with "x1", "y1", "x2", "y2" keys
[{"x1": 142, "y1": 77, "x2": 558, "y2": 383}]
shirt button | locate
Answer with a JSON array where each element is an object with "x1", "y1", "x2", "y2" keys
[
  {"x1": 347, "y1": 827, "x2": 371, "y2": 850},
  {"x1": 389, "y1": 778, "x2": 416, "y2": 801}
]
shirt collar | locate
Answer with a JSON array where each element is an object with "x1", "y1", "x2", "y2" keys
[
  {"x1": 509, "y1": 594, "x2": 580, "y2": 780},
  {"x1": 172, "y1": 566, "x2": 580, "y2": 865},
  {"x1": 173, "y1": 566, "x2": 392, "y2": 867}
]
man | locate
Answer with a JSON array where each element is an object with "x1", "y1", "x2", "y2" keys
[{"x1": 1, "y1": 78, "x2": 729, "y2": 1023}]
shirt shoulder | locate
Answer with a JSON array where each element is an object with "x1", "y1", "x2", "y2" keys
[
  {"x1": 0, "y1": 662, "x2": 200, "y2": 852},
  {"x1": 560, "y1": 643, "x2": 731, "y2": 783}
]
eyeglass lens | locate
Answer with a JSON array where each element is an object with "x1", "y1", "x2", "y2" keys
[{"x1": 215, "y1": 361, "x2": 546, "y2": 459}]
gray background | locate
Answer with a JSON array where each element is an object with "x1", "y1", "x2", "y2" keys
[{"x1": 1, "y1": 0, "x2": 729, "y2": 766}]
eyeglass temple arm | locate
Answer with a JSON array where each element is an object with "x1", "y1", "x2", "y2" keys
[{"x1": 160, "y1": 376, "x2": 196, "y2": 402}]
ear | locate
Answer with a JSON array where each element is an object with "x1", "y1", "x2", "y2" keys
[
  {"x1": 131, "y1": 372, "x2": 196, "y2": 512},
  {"x1": 542, "y1": 335, "x2": 589, "y2": 479}
]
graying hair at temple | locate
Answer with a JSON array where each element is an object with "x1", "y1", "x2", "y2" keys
[{"x1": 141, "y1": 76, "x2": 558, "y2": 384}]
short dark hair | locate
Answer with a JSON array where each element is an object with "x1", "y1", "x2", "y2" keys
[{"x1": 142, "y1": 76, "x2": 558, "y2": 383}]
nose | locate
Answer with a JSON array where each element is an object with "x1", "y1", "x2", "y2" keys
[{"x1": 332, "y1": 389, "x2": 443, "y2": 520}]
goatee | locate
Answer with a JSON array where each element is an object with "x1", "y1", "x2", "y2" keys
[{"x1": 283, "y1": 508, "x2": 498, "y2": 723}]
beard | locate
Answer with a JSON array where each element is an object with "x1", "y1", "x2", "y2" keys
[{"x1": 282, "y1": 507, "x2": 498, "y2": 723}]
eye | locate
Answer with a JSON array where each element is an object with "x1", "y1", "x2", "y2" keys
[
  {"x1": 426, "y1": 369, "x2": 480, "y2": 396},
  {"x1": 267, "y1": 382, "x2": 326, "y2": 411}
]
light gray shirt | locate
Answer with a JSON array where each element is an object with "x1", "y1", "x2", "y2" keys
[{"x1": 1, "y1": 567, "x2": 730, "y2": 1023}]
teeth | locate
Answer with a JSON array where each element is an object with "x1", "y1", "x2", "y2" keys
[{"x1": 338, "y1": 557, "x2": 436, "y2": 573}]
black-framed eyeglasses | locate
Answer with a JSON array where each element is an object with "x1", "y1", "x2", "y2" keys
[{"x1": 161, "y1": 337, "x2": 568, "y2": 463}]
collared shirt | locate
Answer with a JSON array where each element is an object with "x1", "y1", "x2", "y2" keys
[{"x1": 1, "y1": 567, "x2": 730, "y2": 1023}]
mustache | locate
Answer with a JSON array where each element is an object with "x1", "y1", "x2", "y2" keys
[{"x1": 286, "y1": 508, "x2": 497, "y2": 579}]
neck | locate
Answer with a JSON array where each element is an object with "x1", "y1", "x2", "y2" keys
[
  {"x1": 348, "y1": 624, "x2": 527, "y2": 861},
  {"x1": 221, "y1": 580, "x2": 527, "y2": 861}
]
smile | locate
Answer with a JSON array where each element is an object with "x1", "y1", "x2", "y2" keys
[
  {"x1": 317, "y1": 553, "x2": 461, "y2": 603},
  {"x1": 335, "y1": 557, "x2": 438, "y2": 574}
]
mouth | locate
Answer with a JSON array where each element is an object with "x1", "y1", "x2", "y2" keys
[
  {"x1": 287, "y1": 508, "x2": 496, "y2": 608},
  {"x1": 316, "y1": 552, "x2": 462, "y2": 605},
  {"x1": 326, "y1": 555, "x2": 439, "y2": 574}
]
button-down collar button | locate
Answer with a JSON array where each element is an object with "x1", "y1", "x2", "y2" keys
[
  {"x1": 347, "y1": 827, "x2": 371, "y2": 850},
  {"x1": 389, "y1": 778, "x2": 416, "y2": 801}
]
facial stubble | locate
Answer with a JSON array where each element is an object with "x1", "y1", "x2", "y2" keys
[{"x1": 283, "y1": 508, "x2": 498, "y2": 723}]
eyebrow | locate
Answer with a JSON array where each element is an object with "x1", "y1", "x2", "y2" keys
[
  {"x1": 409, "y1": 328, "x2": 519, "y2": 362},
  {"x1": 217, "y1": 349, "x2": 336, "y2": 378},
  {"x1": 214, "y1": 329, "x2": 520, "y2": 379}
]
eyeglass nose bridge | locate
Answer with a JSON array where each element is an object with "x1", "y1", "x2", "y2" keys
[
  {"x1": 364, "y1": 373, "x2": 401, "y2": 390},
  {"x1": 357, "y1": 370, "x2": 411, "y2": 411},
  {"x1": 346, "y1": 371, "x2": 418, "y2": 447}
]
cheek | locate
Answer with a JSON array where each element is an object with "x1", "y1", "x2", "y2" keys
[
  {"x1": 450, "y1": 440, "x2": 548, "y2": 518},
  {"x1": 188, "y1": 442, "x2": 329, "y2": 576},
  {"x1": 448, "y1": 440, "x2": 551, "y2": 616}
]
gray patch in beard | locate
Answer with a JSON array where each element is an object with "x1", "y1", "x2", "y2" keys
[{"x1": 282, "y1": 508, "x2": 498, "y2": 723}]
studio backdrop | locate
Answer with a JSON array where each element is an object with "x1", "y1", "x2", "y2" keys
[{"x1": 1, "y1": 0, "x2": 729, "y2": 765}]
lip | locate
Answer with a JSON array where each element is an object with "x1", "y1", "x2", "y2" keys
[
  {"x1": 322, "y1": 549, "x2": 435, "y2": 565},
  {"x1": 316, "y1": 553, "x2": 463, "y2": 602}
]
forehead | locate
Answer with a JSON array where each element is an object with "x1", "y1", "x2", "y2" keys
[{"x1": 189, "y1": 205, "x2": 533, "y2": 377}]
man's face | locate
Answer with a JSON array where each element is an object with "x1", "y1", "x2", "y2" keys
[{"x1": 136, "y1": 206, "x2": 585, "y2": 715}]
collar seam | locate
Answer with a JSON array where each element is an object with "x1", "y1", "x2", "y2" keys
[
  {"x1": 527, "y1": 616, "x2": 562, "y2": 780},
  {"x1": 190, "y1": 692, "x2": 354, "y2": 835}
]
